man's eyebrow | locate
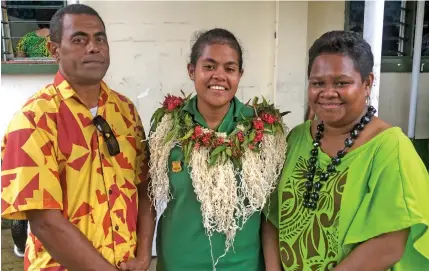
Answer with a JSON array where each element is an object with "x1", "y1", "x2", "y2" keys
[
  {"x1": 94, "y1": 31, "x2": 107, "y2": 37},
  {"x1": 70, "y1": 31, "x2": 89, "y2": 38},
  {"x1": 70, "y1": 31, "x2": 107, "y2": 38}
]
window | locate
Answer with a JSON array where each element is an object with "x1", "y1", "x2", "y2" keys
[
  {"x1": 345, "y1": 0, "x2": 429, "y2": 72},
  {"x1": 1, "y1": 1, "x2": 65, "y2": 64}
]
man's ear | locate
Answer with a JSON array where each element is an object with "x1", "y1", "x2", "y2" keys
[
  {"x1": 187, "y1": 63, "x2": 195, "y2": 81},
  {"x1": 48, "y1": 41, "x2": 59, "y2": 62}
]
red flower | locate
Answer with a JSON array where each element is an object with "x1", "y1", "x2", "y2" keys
[
  {"x1": 194, "y1": 126, "x2": 203, "y2": 138},
  {"x1": 215, "y1": 137, "x2": 224, "y2": 146},
  {"x1": 254, "y1": 131, "x2": 264, "y2": 142},
  {"x1": 236, "y1": 131, "x2": 245, "y2": 143},
  {"x1": 261, "y1": 113, "x2": 276, "y2": 124},
  {"x1": 201, "y1": 133, "x2": 212, "y2": 146},
  {"x1": 248, "y1": 144, "x2": 255, "y2": 150},
  {"x1": 252, "y1": 119, "x2": 264, "y2": 130},
  {"x1": 163, "y1": 95, "x2": 184, "y2": 112}
]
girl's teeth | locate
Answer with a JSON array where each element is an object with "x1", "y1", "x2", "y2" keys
[{"x1": 210, "y1": 86, "x2": 225, "y2": 90}]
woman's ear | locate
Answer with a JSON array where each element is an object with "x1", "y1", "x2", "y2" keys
[
  {"x1": 365, "y1": 72, "x2": 375, "y2": 97},
  {"x1": 187, "y1": 63, "x2": 195, "y2": 81}
]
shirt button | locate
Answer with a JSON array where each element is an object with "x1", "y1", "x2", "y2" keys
[
  {"x1": 115, "y1": 225, "x2": 119, "y2": 231},
  {"x1": 108, "y1": 189, "x2": 112, "y2": 194}
]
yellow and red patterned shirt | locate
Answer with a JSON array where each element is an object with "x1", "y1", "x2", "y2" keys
[{"x1": 1, "y1": 72, "x2": 148, "y2": 271}]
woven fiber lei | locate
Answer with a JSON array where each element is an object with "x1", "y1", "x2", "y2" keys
[{"x1": 148, "y1": 92, "x2": 289, "y2": 267}]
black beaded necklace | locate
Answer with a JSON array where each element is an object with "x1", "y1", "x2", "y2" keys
[{"x1": 303, "y1": 105, "x2": 377, "y2": 210}]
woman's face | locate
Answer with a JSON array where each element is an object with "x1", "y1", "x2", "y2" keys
[
  {"x1": 308, "y1": 53, "x2": 373, "y2": 127},
  {"x1": 187, "y1": 43, "x2": 242, "y2": 111}
]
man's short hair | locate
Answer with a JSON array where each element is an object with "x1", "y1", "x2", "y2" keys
[{"x1": 50, "y1": 4, "x2": 106, "y2": 43}]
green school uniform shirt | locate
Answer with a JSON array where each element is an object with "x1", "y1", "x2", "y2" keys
[
  {"x1": 267, "y1": 120, "x2": 429, "y2": 271},
  {"x1": 155, "y1": 96, "x2": 265, "y2": 271}
]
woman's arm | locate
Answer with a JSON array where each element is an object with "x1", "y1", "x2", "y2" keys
[
  {"x1": 262, "y1": 217, "x2": 282, "y2": 271},
  {"x1": 333, "y1": 228, "x2": 409, "y2": 271}
]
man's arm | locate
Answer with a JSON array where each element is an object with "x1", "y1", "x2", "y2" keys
[
  {"x1": 27, "y1": 209, "x2": 118, "y2": 271},
  {"x1": 262, "y1": 218, "x2": 282, "y2": 271},
  {"x1": 119, "y1": 176, "x2": 156, "y2": 271},
  {"x1": 333, "y1": 228, "x2": 409, "y2": 271},
  {"x1": 119, "y1": 106, "x2": 156, "y2": 270}
]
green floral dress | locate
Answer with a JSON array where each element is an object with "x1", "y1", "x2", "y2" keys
[
  {"x1": 266, "y1": 121, "x2": 429, "y2": 271},
  {"x1": 16, "y1": 31, "x2": 50, "y2": 58}
]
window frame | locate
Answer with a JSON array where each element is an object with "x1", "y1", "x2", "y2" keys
[
  {"x1": 344, "y1": 0, "x2": 429, "y2": 73},
  {"x1": 1, "y1": 1, "x2": 67, "y2": 74}
]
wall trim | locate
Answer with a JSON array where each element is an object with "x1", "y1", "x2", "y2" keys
[{"x1": 2, "y1": 63, "x2": 59, "y2": 75}]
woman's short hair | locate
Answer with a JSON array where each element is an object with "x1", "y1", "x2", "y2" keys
[{"x1": 308, "y1": 30, "x2": 374, "y2": 81}]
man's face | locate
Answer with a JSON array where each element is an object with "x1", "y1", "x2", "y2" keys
[{"x1": 50, "y1": 14, "x2": 110, "y2": 85}]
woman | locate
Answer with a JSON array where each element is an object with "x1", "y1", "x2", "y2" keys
[
  {"x1": 15, "y1": 8, "x2": 55, "y2": 58},
  {"x1": 148, "y1": 28, "x2": 288, "y2": 271},
  {"x1": 265, "y1": 30, "x2": 429, "y2": 270}
]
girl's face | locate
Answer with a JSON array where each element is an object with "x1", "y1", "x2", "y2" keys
[{"x1": 188, "y1": 43, "x2": 243, "y2": 112}]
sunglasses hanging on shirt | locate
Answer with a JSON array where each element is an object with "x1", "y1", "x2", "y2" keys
[{"x1": 93, "y1": 115, "x2": 120, "y2": 156}]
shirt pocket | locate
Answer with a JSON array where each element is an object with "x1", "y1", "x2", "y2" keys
[
  {"x1": 113, "y1": 135, "x2": 138, "y2": 178},
  {"x1": 168, "y1": 146, "x2": 191, "y2": 193}
]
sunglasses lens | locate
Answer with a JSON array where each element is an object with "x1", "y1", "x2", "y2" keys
[
  {"x1": 106, "y1": 137, "x2": 120, "y2": 156},
  {"x1": 93, "y1": 116, "x2": 120, "y2": 156}
]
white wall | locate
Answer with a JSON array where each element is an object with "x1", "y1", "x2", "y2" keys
[
  {"x1": 85, "y1": 0, "x2": 278, "y2": 131},
  {"x1": 275, "y1": 1, "x2": 308, "y2": 128},
  {"x1": 305, "y1": 1, "x2": 345, "y2": 108},
  {"x1": 0, "y1": 75, "x2": 53, "y2": 139},
  {"x1": 379, "y1": 73, "x2": 429, "y2": 139},
  {"x1": 307, "y1": 1, "x2": 346, "y2": 50}
]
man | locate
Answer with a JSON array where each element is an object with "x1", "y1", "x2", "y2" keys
[{"x1": 1, "y1": 4, "x2": 155, "y2": 271}]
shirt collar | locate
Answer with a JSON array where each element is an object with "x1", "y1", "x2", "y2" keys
[
  {"x1": 182, "y1": 95, "x2": 253, "y2": 131},
  {"x1": 53, "y1": 71, "x2": 111, "y2": 107}
]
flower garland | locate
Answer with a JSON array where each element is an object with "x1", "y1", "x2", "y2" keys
[{"x1": 148, "y1": 92, "x2": 289, "y2": 268}]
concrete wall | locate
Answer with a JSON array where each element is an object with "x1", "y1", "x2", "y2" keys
[
  {"x1": 275, "y1": 1, "x2": 308, "y2": 128},
  {"x1": 90, "y1": 1, "x2": 279, "y2": 130},
  {"x1": 305, "y1": 1, "x2": 346, "y2": 106},
  {"x1": 307, "y1": 1, "x2": 346, "y2": 51},
  {"x1": 379, "y1": 74, "x2": 429, "y2": 138},
  {"x1": 0, "y1": 75, "x2": 53, "y2": 139}
]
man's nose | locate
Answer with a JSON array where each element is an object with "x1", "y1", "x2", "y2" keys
[{"x1": 87, "y1": 40, "x2": 100, "y2": 54}]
